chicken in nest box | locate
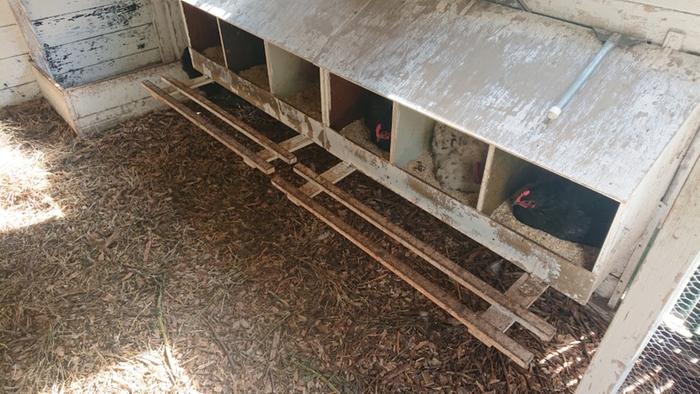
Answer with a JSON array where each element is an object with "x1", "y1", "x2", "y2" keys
[
  {"x1": 511, "y1": 178, "x2": 618, "y2": 248},
  {"x1": 431, "y1": 123, "x2": 489, "y2": 194}
]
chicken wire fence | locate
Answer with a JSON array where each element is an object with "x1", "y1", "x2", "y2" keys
[{"x1": 620, "y1": 267, "x2": 700, "y2": 393}]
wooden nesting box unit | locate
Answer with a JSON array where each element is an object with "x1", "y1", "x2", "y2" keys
[{"x1": 144, "y1": 0, "x2": 700, "y2": 365}]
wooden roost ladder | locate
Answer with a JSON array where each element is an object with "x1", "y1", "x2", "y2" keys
[{"x1": 142, "y1": 74, "x2": 556, "y2": 367}]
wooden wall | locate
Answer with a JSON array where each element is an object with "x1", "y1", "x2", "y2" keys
[
  {"x1": 9, "y1": 0, "x2": 187, "y2": 89},
  {"x1": 0, "y1": 0, "x2": 40, "y2": 107}
]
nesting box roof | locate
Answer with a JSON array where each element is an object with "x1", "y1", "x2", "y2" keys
[{"x1": 185, "y1": 0, "x2": 700, "y2": 202}]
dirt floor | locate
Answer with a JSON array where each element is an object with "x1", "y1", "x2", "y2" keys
[{"x1": 0, "y1": 99, "x2": 607, "y2": 393}]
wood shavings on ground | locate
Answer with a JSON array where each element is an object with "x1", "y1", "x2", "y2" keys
[
  {"x1": 239, "y1": 64, "x2": 271, "y2": 91},
  {"x1": 405, "y1": 151, "x2": 479, "y2": 208},
  {"x1": 0, "y1": 99, "x2": 607, "y2": 393},
  {"x1": 339, "y1": 120, "x2": 389, "y2": 160},
  {"x1": 491, "y1": 201, "x2": 599, "y2": 269}
]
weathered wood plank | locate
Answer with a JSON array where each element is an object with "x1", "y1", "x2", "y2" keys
[
  {"x1": 30, "y1": 0, "x2": 154, "y2": 47},
  {"x1": 258, "y1": 134, "x2": 313, "y2": 163},
  {"x1": 150, "y1": 0, "x2": 188, "y2": 63},
  {"x1": 184, "y1": 0, "x2": 700, "y2": 203},
  {"x1": 30, "y1": 63, "x2": 76, "y2": 130},
  {"x1": 20, "y1": 0, "x2": 120, "y2": 20},
  {"x1": 56, "y1": 47, "x2": 162, "y2": 89},
  {"x1": 65, "y1": 59, "x2": 183, "y2": 118},
  {"x1": 272, "y1": 175, "x2": 535, "y2": 368},
  {"x1": 47, "y1": 24, "x2": 160, "y2": 81},
  {"x1": 481, "y1": 274, "x2": 549, "y2": 332},
  {"x1": 0, "y1": 54, "x2": 34, "y2": 89},
  {"x1": 142, "y1": 80, "x2": 275, "y2": 175}
]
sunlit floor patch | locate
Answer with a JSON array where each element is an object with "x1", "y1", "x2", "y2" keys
[
  {"x1": 0, "y1": 135, "x2": 63, "y2": 232},
  {"x1": 45, "y1": 348, "x2": 200, "y2": 393}
]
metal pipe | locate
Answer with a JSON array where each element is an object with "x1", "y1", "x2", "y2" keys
[{"x1": 547, "y1": 33, "x2": 620, "y2": 120}]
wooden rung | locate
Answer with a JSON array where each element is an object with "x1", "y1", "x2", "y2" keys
[
  {"x1": 293, "y1": 164, "x2": 555, "y2": 342},
  {"x1": 161, "y1": 76, "x2": 297, "y2": 164},
  {"x1": 481, "y1": 274, "x2": 549, "y2": 332},
  {"x1": 299, "y1": 162, "x2": 356, "y2": 197},
  {"x1": 259, "y1": 134, "x2": 313, "y2": 162},
  {"x1": 142, "y1": 81, "x2": 275, "y2": 175},
  {"x1": 271, "y1": 175, "x2": 534, "y2": 367}
]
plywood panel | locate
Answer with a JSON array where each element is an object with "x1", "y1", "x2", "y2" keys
[
  {"x1": 185, "y1": 0, "x2": 700, "y2": 203},
  {"x1": 67, "y1": 61, "x2": 188, "y2": 118},
  {"x1": 390, "y1": 103, "x2": 434, "y2": 167}
]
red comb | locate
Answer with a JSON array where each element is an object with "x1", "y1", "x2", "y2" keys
[{"x1": 515, "y1": 189, "x2": 531, "y2": 207}]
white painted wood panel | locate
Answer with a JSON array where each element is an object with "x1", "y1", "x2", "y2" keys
[
  {"x1": 29, "y1": 0, "x2": 154, "y2": 47},
  {"x1": 0, "y1": 54, "x2": 34, "y2": 88},
  {"x1": 0, "y1": 81, "x2": 39, "y2": 107},
  {"x1": 67, "y1": 60, "x2": 188, "y2": 119},
  {"x1": 0, "y1": 24, "x2": 29, "y2": 59},
  {"x1": 186, "y1": 0, "x2": 700, "y2": 204},
  {"x1": 56, "y1": 48, "x2": 162, "y2": 88},
  {"x1": 20, "y1": 0, "x2": 121, "y2": 20},
  {"x1": 47, "y1": 24, "x2": 159, "y2": 83},
  {"x1": 0, "y1": 0, "x2": 15, "y2": 27}
]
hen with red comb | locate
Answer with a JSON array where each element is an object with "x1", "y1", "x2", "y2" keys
[{"x1": 511, "y1": 178, "x2": 617, "y2": 247}]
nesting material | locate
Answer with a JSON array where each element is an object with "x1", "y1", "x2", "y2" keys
[
  {"x1": 431, "y1": 123, "x2": 489, "y2": 194},
  {"x1": 239, "y1": 64, "x2": 270, "y2": 90},
  {"x1": 491, "y1": 201, "x2": 599, "y2": 269},
  {"x1": 202, "y1": 46, "x2": 225, "y2": 65},
  {"x1": 406, "y1": 151, "x2": 479, "y2": 207},
  {"x1": 340, "y1": 119, "x2": 389, "y2": 160},
  {"x1": 284, "y1": 82, "x2": 322, "y2": 120}
]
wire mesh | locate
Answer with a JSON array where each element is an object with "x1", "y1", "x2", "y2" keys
[{"x1": 621, "y1": 268, "x2": 700, "y2": 393}]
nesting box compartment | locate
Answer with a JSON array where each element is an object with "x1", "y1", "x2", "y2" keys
[
  {"x1": 266, "y1": 43, "x2": 321, "y2": 119},
  {"x1": 326, "y1": 73, "x2": 393, "y2": 160},
  {"x1": 172, "y1": 0, "x2": 700, "y2": 309}
]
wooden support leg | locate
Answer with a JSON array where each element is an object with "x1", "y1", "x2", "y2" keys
[
  {"x1": 481, "y1": 274, "x2": 549, "y2": 332},
  {"x1": 299, "y1": 162, "x2": 356, "y2": 197}
]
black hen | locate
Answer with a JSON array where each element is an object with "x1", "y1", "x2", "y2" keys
[
  {"x1": 364, "y1": 94, "x2": 392, "y2": 151},
  {"x1": 511, "y1": 178, "x2": 617, "y2": 247},
  {"x1": 181, "y1": 48, "x2": 202, "y2": 79}
]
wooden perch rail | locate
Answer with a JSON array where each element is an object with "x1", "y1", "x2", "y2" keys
[
  {"x1": 293, "y1": 164, "x2": 555, "y2": 342},
  {"x1": 271, "y1": 175, "x2": 535, "y2": 368},
  {"x1": 161, "y1": 76, "x2": 298, "y2": 164},
  {"x1": 142, "y1": 81, "x2": 275, "y2": 174}
]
